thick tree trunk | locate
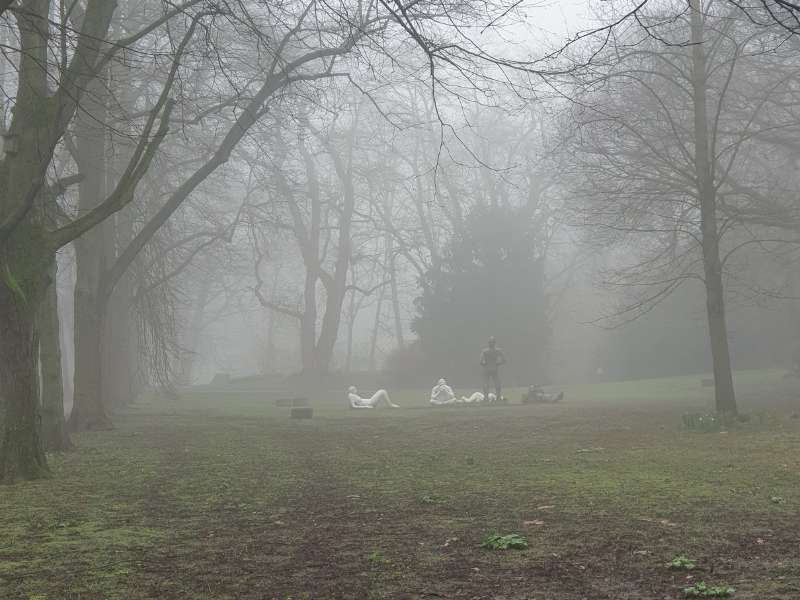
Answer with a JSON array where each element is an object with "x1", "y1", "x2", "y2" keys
[
  {"x1": 313, "y1": 277, "x2": 348, "y2": 374},
  {"x1": 38, "y1": 261, "x2": 72, "y2": 451},
  {"x1": 0, "y1": 239, "x2": 50, "y2": 481},
  {"x1": 690, "y1": 0, "x2": 737, "y2": 415},
  {"x1": 0, "y1": 303, "x2": 47, "y2": 481}
]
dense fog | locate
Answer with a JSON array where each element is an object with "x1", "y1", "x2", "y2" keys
[{"x1": 2, "y1": 0, "x2": 800, "y2": 475}]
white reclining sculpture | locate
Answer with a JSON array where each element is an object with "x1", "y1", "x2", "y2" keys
[
  {"x1": 348, "y1": 386, "x2": 399, "y2": 409},
  {"x1": 430, "y1": 379, "x2": 459, "y2": 405},
  {"x1": 460, "y1": 391, "x2": 497, "y2": 404}
]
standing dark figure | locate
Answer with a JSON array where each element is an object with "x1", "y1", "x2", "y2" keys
[{"x1": 480, "y1": 336, "x2": 505, "y2": 402}]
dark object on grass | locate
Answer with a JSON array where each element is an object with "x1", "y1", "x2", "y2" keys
[
  {"x1": 522, "y1": 386, "x2": 563, "y2": 404},
  {"x1": 291, "y1": 407, "x2": 313, "y2": 419},
  {"x1": 701, "y1": 378, "x2": 714, "y2": 387},
  {"x1": 291, "y1": 397, "x2": 310, "y2": 407},
  {"x1": 275, "y1": 398, "x2": 292, "y2": 407}
]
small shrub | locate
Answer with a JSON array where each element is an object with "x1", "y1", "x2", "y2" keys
[
  {"x1": 669, "y1": 555, "x2": 697, "y2": 570},
  {"x1": 682, "y1": 413, "x2": 722, "y2": 433},
  {"x1": 481, "y1": 533, "x2": 528, "y2": 550},
  {"x1": 683, "y1": 582, "x2": 736, "y2": 597}
]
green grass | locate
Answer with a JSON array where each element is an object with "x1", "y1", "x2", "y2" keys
[{"x1": 2, "y1": 369, "x2": 800, "y2": 598}]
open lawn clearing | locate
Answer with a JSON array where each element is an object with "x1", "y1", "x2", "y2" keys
[{"x1": 2, "y1": 372, "x2": 800, "y2": 599}]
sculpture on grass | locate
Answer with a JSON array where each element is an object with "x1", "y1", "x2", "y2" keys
[
  {"x1": 522, "y1": 385, "x2": 563, "y2": 404},
  {"x1": 348, "y1": 386, "x2": 399, "y2": 409},
  {"x1": 430, "y1": 379, "x2": 458, "y2": 405}
]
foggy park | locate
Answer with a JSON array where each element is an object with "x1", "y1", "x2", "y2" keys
[{"x1": 3, "y1": 0, "x2": 800, "y2": 598}]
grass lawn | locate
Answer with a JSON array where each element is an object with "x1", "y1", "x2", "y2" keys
[{"x1": 2, "y1": 370, "x2": 800, "y2": 599}]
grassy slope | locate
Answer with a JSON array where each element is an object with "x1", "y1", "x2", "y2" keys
[{"x1": 1, "y1": 370, "x2": 800, "y2": 599}]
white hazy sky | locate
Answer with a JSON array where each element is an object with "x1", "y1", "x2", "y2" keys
[
  {"x1": 530, "y1": 0, "x2": 595, "y2": 38},
  {"x1": 472, "y1": 0, "x2": 598, "y2": 61}
]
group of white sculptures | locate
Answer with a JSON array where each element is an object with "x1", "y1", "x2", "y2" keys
[
  {"x1": 347, "y1": 380, "x2": 563, "y2": 409},
  {"x1": 346, "y1": 378, "x2": 504, "y2": 409}
]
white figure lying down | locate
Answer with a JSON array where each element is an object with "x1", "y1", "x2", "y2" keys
[
  {"x1": 348, "y1": 386, "x2": 400, "y2": 409},
  {"x1": 459, "y1": 391, "x2": 497, "y2": 404}
]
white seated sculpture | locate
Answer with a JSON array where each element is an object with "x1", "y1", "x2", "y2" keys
[
  {"x1": 348, "y1": 386, "x2": 399, "y2": 409},
  {"x1": 460, "y1": 391, "x2": 497, "y2": 404},
  {"x1": 430, "y1": 378, "x2": 459, "y2": 405}
]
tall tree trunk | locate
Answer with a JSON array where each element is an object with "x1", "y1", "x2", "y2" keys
[
  {"x1": 388, "y1": 241, "x2": 404, "y2": 350},
  {"x1": 312, "y1": 130, "x2": 357, "y2": 374},
  {"x1": 103, "y1": 282, "x2": 134, "y2": 407},
  {"x1": 38, "y1": 260, "x2": 72, "y2": 451},
  {"x1": 263, "y1": 266, "x2": 283, "y2": 373},
  {"x1": 690, "y1": 0, "x2": 737, "y2": 415},
  {"x1": 369, "y1": 281, "x2": 386, "y2": 371},
  {"x1": 69, "y1": 75, "x2": 113, "y2": 431},
  {"x1": 0, "y1": 231, "x2": 50, "y2": 481},
  {"x1": 0, "y1": 298, "x2": 47, "y2": 481},
  {"x1": 301, "y1": 272, "x2": 318, "y2": 374},
  {"x1": 345, "y1": 288, "x2": 358, "y2": 372},
  {"x1": 70, "y1": 292, "x2": 111, "y2": 430},
  {"x1": 180, "y1": 271, "x2": 211, "y2": 383}
]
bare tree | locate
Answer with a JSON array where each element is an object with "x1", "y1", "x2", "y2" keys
[{"x1": 562, "y1": 0, "x2": 800, "y2": 414}]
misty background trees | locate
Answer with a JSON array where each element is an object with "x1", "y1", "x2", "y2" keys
[{"x1": 2, "y1": 0, "x2": 800, "y2": 480}]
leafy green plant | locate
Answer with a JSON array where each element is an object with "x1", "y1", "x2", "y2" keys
[
  {"x1": 683, "y1": 582, "x2": 735, "y2": 597},
  {"x1": 669, "y1": 555, "x2": 697, "y2": 570},
  {"x1": 420, "y1": 494, "x2": 446, "y2": 505},
  {"x1": 481, "y1": 533, "x2": 528, "y2": 550},
  {"x1": 367, "y1": 550, "x2": 390, "y2": 565}
]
